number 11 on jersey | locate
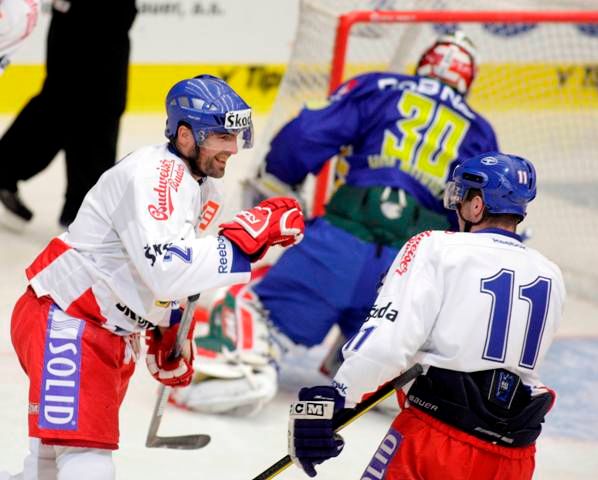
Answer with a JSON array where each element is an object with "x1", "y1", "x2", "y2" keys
[{"x1": 481, "y1": 269, "x2": 552, "y2": 369}]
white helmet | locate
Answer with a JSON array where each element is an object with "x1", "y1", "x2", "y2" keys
[{"x1": 416, "y1": 30, "x2": 478, "y2": 95}]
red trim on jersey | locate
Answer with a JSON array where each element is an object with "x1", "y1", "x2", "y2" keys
[
  {"x1": 25, "y1": 237, "x2": 71, "y2": 280},
  {"x1": 66, "y1": 288, "x2": 107, "y2": 325},
  {"x1": 395, "y1": 231, "x2": 432, "y2": 276},
  {"x1": 199, "y1": 200, "x2": 220, "y2": 231}
]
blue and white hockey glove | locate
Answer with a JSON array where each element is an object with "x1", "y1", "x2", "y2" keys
[{"x1": 288, "y1": 385, "x2": 345, "y2": 477}]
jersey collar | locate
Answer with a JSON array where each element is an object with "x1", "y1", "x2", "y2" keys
[{"x1": 474, "y1": 227, "x2": 522, "y2": 242}]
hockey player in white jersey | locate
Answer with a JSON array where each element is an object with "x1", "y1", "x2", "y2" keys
[
  {"x1": 287, "y1": 152, "x2": 565, "y2": 479},
  {"x1": 5, "y1": 75, "x2": 304, "y2": 480},
  {"x1": 0, "y1": 0, "x2": 38, "y2": 73}
]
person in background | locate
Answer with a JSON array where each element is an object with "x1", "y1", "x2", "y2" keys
[{"x1": 0, "y1": 0, "x2": 136, "y2": 230}]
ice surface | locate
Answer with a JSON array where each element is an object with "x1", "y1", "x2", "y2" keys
[{"x1": 0, "y1": 114, "x2": 596, "y2": 479}]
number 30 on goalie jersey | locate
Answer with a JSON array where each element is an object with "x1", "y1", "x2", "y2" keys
[
  {"x1": 265, "y1": 72, "x2": 497, "y2": 214},
  {"x1": 380, "y1": 89, "x2": 471, "y2": 200}
]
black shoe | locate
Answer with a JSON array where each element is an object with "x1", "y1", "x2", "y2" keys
[{"x1": 0, "y1": 188, "x2": 33, "y2": 230}]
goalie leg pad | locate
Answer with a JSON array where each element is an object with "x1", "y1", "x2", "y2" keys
[
  {"x1": 195, "y1": 279, "x2": 281, "y2": 363},
  {"x1": 170, "y1": 363, "x2": 278, "y2": 417},
  {"x1": 172, "y1": 281, "x2": 294, "y2": 416}
]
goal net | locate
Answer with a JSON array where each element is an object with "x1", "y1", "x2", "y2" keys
[{"x1": 251, "y1": 0, "x2": 598, "y2": 303}]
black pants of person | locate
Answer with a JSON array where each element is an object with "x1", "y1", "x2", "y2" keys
[{"x1": 0, "y1": 0, "x2": 137, "y2": 225}]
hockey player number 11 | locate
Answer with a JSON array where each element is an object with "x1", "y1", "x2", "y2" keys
[{"x1": 481, "y1": 269, "x2": 552, "y2": 370}]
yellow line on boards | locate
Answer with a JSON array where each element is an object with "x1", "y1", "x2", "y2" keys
[{"x1": 1, "y1": 63, "x2": 596, "y2": 114}]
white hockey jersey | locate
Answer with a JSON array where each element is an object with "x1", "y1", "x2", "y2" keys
[
  {"x1": 0, "y1": 0, "x2": 38, "y2": 73},
  {"x1": 334, "y1": 228, "x2": 566, "y2": 407},
  {"x1": 26, "y1": 143, "x2": 251, "y2": 334}
]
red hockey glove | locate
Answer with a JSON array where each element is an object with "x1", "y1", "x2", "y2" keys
[
  {"x1": 219, "y1": 197, "x2": 304, "y2": 261},
  {"x1": 145, "y1": 323, "x2": 195, "y2": 387}
]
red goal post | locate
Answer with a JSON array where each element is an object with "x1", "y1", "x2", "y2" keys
[{"x1": 313, "y1": 9, "x2": 598, "y2": 217}]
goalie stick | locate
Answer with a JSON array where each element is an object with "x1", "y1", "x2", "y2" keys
[
  {"x1": 145, "y1": 293, "x2": 211, "y2": 450},
  {"x1": 251, "y1": 363, "x2": 424, "y2": 480}
]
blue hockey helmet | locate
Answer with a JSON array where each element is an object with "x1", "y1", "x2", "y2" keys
[
  {"x1": 444, "y1": 152, "x2": 537, "y2": 220},
  {"x1": 165, "y1": 74, "x2": 253, "y2": 149}
]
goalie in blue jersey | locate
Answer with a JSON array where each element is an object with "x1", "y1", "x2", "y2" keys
[{"x1": 170, "y1": 31, "x2": 500, "y2": 416}]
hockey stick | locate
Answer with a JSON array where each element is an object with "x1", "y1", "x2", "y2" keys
[
  {"x1": 145, "y1": 293, "x2": 211, "y2": 449},
  {"x1": 251, "y1": 363, "x2": 424, "y2": 480}
]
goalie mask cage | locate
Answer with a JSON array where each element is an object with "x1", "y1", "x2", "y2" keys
[{"x1": 252, "y1": 0, "x2": 598, "y2": 303}]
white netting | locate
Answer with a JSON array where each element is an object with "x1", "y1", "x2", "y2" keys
[{"x1": 251, "y1": 0, "x2": 598, "y2": 303}]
